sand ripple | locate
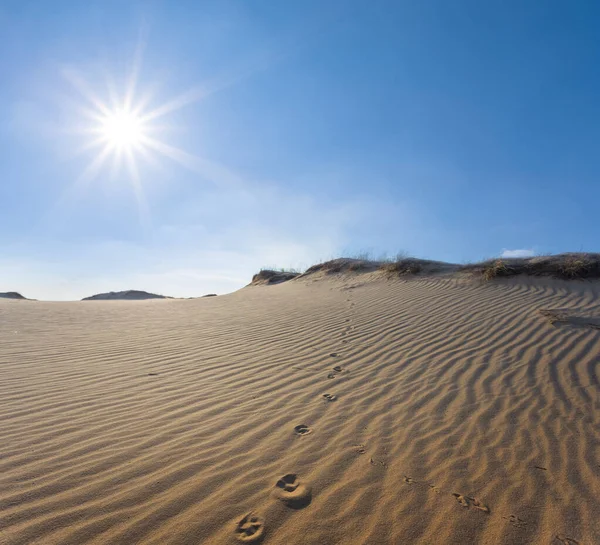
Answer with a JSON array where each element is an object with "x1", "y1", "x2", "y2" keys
[{"x1": 1, "y1": 275, "x2": 600, "y2": 544}]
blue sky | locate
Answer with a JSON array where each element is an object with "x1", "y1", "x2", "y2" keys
[{"x1": 1, "y1": 1, "x2": 599, "y2": 300}]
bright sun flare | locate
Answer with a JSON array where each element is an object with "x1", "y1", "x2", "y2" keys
[
  {"x1": 64, "y1": 42, "x2": 230, "y2": 225},
  {"x1": 100, "y1": 109, "x2": 145, "y2": 150}
]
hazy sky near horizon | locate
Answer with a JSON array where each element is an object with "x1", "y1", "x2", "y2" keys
[{"x1": 1, "y1": 1, "x2": 599, "y2": 300}]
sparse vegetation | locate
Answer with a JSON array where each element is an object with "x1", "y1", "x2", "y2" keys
[
  {"x1": 463, "y1": 253, "x2": 600, "y2": 281},
  {"x1": 480, "y1": 259, "x2": 517, "y2": 281},
  {"x1": 250, "y1": 253, "x2": 600, "y2": 287},
  {"x1": 251, "y1": 269, "x2": 300, "y2": 285},
  {"x1": 304, "y1": 258, "x2": 376, "y2": 275},
  {"x1": 259, "y1": 266, "x2": 301, "y2": 274},
  {"x1": 379, "y1": 258, "x2": 423, "y2": 276}
]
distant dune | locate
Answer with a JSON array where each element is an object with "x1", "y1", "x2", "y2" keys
[
  {"x1": 2, "y1": 253, "x2": 600, "y2": 544},
  {"x1": 0, "y1": 292, "x2": 27, "y2": 299},
  {"x1": 81, "y1": 290, "x2": 169, "y2": 301}
]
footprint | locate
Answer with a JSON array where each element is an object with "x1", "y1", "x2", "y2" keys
[
  {"x1": 235, "y1": 512, "x2": 264, "y2": 543},
  {"x1": 471, "y1": 498, "x2": 490, "y2": 513},
  {"x1": 429, "y1": 484, "x2": 441, "y2": 495},
  {"x1": 554, "y1": 536, "x2": 580, "y2": 545},
  {"x1": 403, "y1": 476, "x2": 415, "y2": 485},
  {"x1": 353, "y1": 444, "x2": 366, "y2": 454},
  {"x1": 503, "y1": 514, "x2": 527, "y2": 529},
  {"x1": 328, "y1": 366, "x2": 344, "y2": 379},
  {"x1": 294, "y1": 424, "x2": 312, "y2": 436},
  {"x1": 330, "y1": 353, "x2": 339, "y2": 357},
  {"x1": 369, "y1": 457, "x2": 387, "y2": 468},
  {"x1": 322, "y1": 393, "x2": 337, "y2": 401},
  {"x1": 273, "y1": 474, "x2": 312, "y2": 508},
  {"x1": 453, "y1": 493, "x2": 470, "y2": 508},
  {"x1": 147, "y1": 373, "x2": 159, "y2": 376},
  {"x1": 452, "y1": 493, "x2": 490, "y2": 513}
]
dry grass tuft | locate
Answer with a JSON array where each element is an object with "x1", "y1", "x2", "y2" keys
[
  {"x1": 379, "y1": 258, "x2": 423, "y2": 276},
  {"x1": 250, "y1": 269, "x2": 300, "y2": 285},
  {"x1": 480, "y1": 260, "x2": 518, "y2": 281},
  {"x1": 304, "y1": 258, "x2": 375, "y2": 275},
  {"x1": 556, "y1": 255, "x2": 594, "y2": 279}
]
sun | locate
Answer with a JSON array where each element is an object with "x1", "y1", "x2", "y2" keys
[
  {"x1": 62, "y1": 38, "x2": 244, "y2": 225},
  {"x1": 100, "y1": 109, "x2": 145, "y2": 150}
]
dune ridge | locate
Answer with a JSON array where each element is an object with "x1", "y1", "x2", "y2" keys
[{"x1": 1, "y1": 272, "x2": 600, "y2": 544}]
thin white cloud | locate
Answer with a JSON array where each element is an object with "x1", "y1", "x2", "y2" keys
[{"x1": 501, "y1": 249, "x2": 535, "y2": 258}]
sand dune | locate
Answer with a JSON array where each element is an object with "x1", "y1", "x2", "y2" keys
[
  {"x1": 2, "y1": 271, "x2": 600, "y2": 544},
  {"x1": 81, "y1": 290, "x2": 169, "y2": 301},
  {"x1": 0, "y1": 292, "x2": 27, "y2": 300}
]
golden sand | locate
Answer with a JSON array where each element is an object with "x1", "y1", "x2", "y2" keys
[{"x1": 2, "y1": 272, "x2": 599, "y2": 544}]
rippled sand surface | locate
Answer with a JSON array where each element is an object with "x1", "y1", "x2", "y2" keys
[{"x1": 2, "y1": 274, "x2": 600, "y2": 544}]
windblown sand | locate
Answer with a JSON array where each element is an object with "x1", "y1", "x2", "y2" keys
[{"x1": 2, "y1": 274, "x2": 600, "y2": 544}]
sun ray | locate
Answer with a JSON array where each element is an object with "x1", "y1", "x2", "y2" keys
[
  {"x1": 139, "y1": 86, "x2": 212, "y2": 124},
  {"x1": 125, "y1": 25, "x2": 147, "y2": 112},
  {"x1": 62, "y1": 68, "x2": 113, "y2": 118},
  {"x1": 136, "y1": 144, "x2": 165, "y2": 173},
  {"x1": 67, "y1": 136, "x2": 111, "y2": 161},
  {"x1": 77, "y1": 143, "x2": 114, "y2": 186},
  {"x1": 104, "y1": 71, "x2": 121, "y2": 112},
  {"x1": 140, "y1": 135, "x2": 241, "y2": 188},
  {"x1": 138, "y1": 46, "x2": 288, "y2": 125},
  {"x1": 124, "y1": 148, "x2": 150, "y2": 228}
]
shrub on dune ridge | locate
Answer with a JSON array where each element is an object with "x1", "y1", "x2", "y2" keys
[
  {"x1": 464, "y1": 253, "x2": 600, "y2": 281},
  {"x1": 304, "y1": 258, "x2": 373, "y2": 275},
  {"x1": 379, "y1": 258, "x2": 423, "y2": 276},
  {"x1": 251, "y1": 252, "x2": 600, "y2": 287},
  {"x1": 250, "y1": 269, "x2": 300, "y2": 285}
]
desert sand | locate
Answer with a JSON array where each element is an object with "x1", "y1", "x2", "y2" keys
[{"x1": 1, "y1": 269, "x2": 600, "y2": 544}]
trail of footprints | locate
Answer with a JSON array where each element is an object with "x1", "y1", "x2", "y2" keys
[{"x1": 232, "y1": 286, "x2": 579, "y2": 544}]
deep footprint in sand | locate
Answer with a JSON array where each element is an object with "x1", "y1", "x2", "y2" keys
[
  {"x1": 554, "y1": 536, "x2": 580, "y2": 545},
  {"x1": 273, "y1": 473, "x2": 312, "y2": 508},
  {"x1": 453, "y1": 493, "x2": 469, "y2": 508},
  {"x1": 235, "y1": 512, "x2": 265, "y2": 542},
  {"x1": 328, "y1": 366, "x2": 344, "y2": 379},
  {"x1": 294, "y1": 424, "x2": 312, "y2": 435},
  {"x1": 370, "y1": 457, "x2": 387, "y2": 468},
  {"x1": 403, "y1": 476, "x2": 415, "y2": 485},
  {"x1": 322, "y1": 393, "x2": 337, "y2": 401},
  {"x1": 452, "y1": 493, "x2": 490, "y2": 513}
]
